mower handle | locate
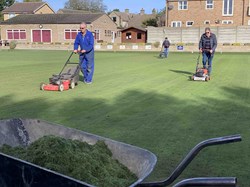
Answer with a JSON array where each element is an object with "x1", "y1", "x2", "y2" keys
[{"x1": 137, "y1": 134, "x2": 241, "y2": 187}]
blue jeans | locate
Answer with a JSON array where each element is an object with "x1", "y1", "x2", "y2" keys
[
  {"x1": 164, "y1": 47, "x2": 169, "y2": 58},
  {"x1": 202, "y1": 51, "x2": 214, "y2": 75},
  {"x1": 79, "y1": 52, "x2": 94, "y2": 83}
]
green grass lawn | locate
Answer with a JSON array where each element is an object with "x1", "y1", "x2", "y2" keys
[{"x1": 0, "y1": 49, "x2": 250, "y2": 186}]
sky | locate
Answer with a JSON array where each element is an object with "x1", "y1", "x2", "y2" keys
[{"x1": 43, "y1": 0, "x2": 166, "y2": 14}]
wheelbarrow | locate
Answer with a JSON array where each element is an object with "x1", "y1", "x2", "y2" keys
[{"x1": 0, "y1": 119, "x2": 241, "y2": 187}]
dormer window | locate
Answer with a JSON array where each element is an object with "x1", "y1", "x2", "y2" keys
[{"x1": 9, "y1": 13, "x2": 16, "y2": 19}]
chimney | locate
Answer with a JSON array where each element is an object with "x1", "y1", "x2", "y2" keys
[
  {"x1": 125, "y1": 9, "x2": 129, "y2": 13},
  {"x1": 140, "y1": 8, "x2": 145, "y2": 15}
]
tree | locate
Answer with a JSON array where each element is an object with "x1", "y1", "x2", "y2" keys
[
  {"x1": 0, "y1": 0, "x2": 15, "y2": 20},
  {"x1": 157, "y1": 8, "x2": 166, "y2": 27},
  {"x1": 142, "y1": 18, "x2": 158, "y2": 27},
  {"x1": 64, "y1": 0, "x2": 107, "y2": 13},
  {"x1": 0, "y1": 0, "x2": 15, "y2": 11}
]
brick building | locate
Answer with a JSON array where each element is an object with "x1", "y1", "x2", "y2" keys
[
  {"x1": 166, "y1": 0, "x2": 250, "y2": 27},
  {"x1": 0, "y1": 13, "x2": 120, "y2": 44}
]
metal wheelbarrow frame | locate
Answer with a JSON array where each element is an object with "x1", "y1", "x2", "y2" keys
[{"x1": 0, "y1": 119, "x2": 241, "y2": 187}]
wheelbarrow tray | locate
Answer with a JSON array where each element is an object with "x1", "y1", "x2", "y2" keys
[{"x1": 0, "y1": 119, "x2": 157, "y2": 187}]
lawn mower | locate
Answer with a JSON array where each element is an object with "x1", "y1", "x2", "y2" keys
[
  {"x1": 191, "y1": 53, "x2": 210, "y2": 81},
  {"x1": 159, "y1": 46, "x2": 166, "y2": 58},
  {"x1": 40, "y1": 52, "x2": 80, "y2": 91}
]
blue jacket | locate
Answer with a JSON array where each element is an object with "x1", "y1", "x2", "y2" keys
[
  {"x1": 74, "y1": 30, "x2": 94, "y2": 53},
  {"x1": 199, "y1": 33, "x2": 217, "y2": 53}
]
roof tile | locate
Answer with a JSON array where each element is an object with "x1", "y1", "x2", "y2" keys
[
  {"x1": 0, "y1": 13, "x2": 104, "y2": 25},
  {"x1": 2, "y1": 2, "x2": 47, "y2": 14}
]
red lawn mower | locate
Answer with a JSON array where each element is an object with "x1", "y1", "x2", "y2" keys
[
  {"x1": 40, "y1": 52, "x2": 80, "y2": 91},
  {"x1": 191, "y1": 52, "x2": 210, "y2": 81}
]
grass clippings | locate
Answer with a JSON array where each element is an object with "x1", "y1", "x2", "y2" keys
[{"x1": 0, "y1": 135, "x2": 137, "y2": 187}]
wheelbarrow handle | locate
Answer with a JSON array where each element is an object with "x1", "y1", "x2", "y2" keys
[
  {"x1": 137, "y1": 135, "x2": 241, "y2": 187},
  {"x1": 200, "y1": 134, "x2": 241, "y2": 146},
  {"x1": 173, "y1": 177, "x2": 237, "y2": 187}
]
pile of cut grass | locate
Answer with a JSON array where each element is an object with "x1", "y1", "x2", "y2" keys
[{"x1": 0, "y1": 135, "x2": 137, "y2": 187}]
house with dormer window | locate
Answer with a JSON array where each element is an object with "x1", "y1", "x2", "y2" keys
[{"x1": 2, "y1": 2, "x2": 55, "y2": 21}]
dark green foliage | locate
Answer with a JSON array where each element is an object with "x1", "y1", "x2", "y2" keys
[
  {"x1": 64, "y1": 0, "x2": 107, "y2": 13},
  {"x1": 0, "y1": 135, "x2": 137, "y2": 187},
  {"x1": 142, "y1": 18, "x2": 158, "y2": 27},
  {"x1": 0, "y1": 0, "x2": 15, "y2": 12}
]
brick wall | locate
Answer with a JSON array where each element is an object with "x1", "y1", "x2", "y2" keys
[
  {"x1": 92, "y1": 14, "x2": 120, "y2": 43},
  {"x1": 166, "y1": 0, "x2": 250, "y2": 27}
]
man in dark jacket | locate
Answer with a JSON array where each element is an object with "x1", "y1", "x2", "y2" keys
[
  {"x1": 74, "y1": 22, "x2": 95, "y2": 84},
  {"x1": 199, "y1": 27, "x2": 217, "y2": 76},
  {"x1": 162, "y1": 37, "x2": 171, "y2": 58}
]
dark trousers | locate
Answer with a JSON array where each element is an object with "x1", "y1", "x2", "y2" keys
[{"x1": 202, "y1": 51, "x2": 214, "y2": 75}]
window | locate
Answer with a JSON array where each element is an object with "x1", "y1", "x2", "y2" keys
[
  {"x1": 32, "y1": 30, "x2": 51, "y2": 43},
  {"x1": 171, "y1": 21, "x2": 182, "y2": 27},
  {"x1": 206, "y1": 0, "x2": 213, "y2": 9},
  {"x1": 65, "y1": 29, "x2": 79, "y2": 40},
  {"x1": 222, "y1": 20, "x2": 233, "y2": 24},
  {"x1": 186, "y1": 21, "x2": 194, "y2": 27},
  {"x1": 112, "y1": 17, "x2": 117, "y2": 22},
  {"x1": 94, "y1": 30, "x2": 100, "y2": 40},
  {"x1": 116, "y1": 31, "x2": 121, "y2": 37},
  {"x1": 105, "y1": 30, "x2": 112, "y2": 36},
  {"x1": 137, "y1": 33, "x2": 142, "y2": 39},
  {"x1": 223, "y1": 0, "x2": 233, "y2": 16},
  {"x1": 8, "y1": 13, "x2": 15, "y2": 19},
  {"x1": 7, "y1": 29, "x2": 26, "y2": 40},
  {"x1": 204, "y1": 20, "x2": 210, "y2": 24},
  {"x1": 126, "y1": 32, "x2": 132, "y2": 39},
  {"x1": 178, "y1": 1, "x2": 188, "y2": 10}
]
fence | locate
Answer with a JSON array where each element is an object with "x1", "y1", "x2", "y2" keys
[{"x1": 147, "y1": 26, "x2": 250, "y2": 45}]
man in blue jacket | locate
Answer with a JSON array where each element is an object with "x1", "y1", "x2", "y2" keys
[
  {"x1": 74, "y1": 22, "x2": 95, "y2": 84},
  {"x1": 199, "y1": 27, "x2": 217, "y2": 77}
]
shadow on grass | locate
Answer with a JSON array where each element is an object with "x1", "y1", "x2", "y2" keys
[
  {"x1": 0, "y1": 87, "x2": 249, "y2": 186},
  {"x1": 169, "y1": 69, "x2": 193, "y2": 75}
]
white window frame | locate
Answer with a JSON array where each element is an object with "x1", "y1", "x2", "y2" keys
[
  {"x1": 64, "y1": 29, "x2": 80, "y2": 40},
  {"x1": 222, "y1": 20, "x2": 233, "y2": 24},
  {"x1": 105, "y1": 30, "x2": 112, "y2": 37},
  {"x1": 223, "y1": 0, "x2": 233, "y2": 16},
  {"x1": 248, "y1": 20, "x2": 250, "y2": 25},
  {"x1": 95, "y1": 29, "x2": 100, "y2": 40},
  {"x1": 31, "y1": 29, "x2": 52, "y2": 43},
  {"x1": 204, "y1": 20, "x2": 210, "y2": 25},
  {"x1": 6, "y1": 29, "x2": 26, "y2": 40},
  {"x1": 116, "y1": 31, "x2": 121, "y2": 37},
  {"x1": 171, "y1": 21, "x2": 182, "y2": 27},
  {"x1": 186, "y1": 21, "x2": 194, "y2": 27},
  {"x1": 206, "y1": 0, "x2": 214, "y2": 9},
  {"x1": 178, "y1": 1, "x2": 188, "y2": 10}
]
